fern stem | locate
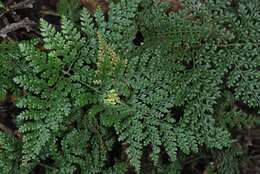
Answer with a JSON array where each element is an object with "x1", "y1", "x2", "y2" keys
[
  {"x1": 225, "y1": 48, "x2": 260, "y2": 106},
  {"x1": 234, "y1": 62, "x2": 260, "y2": 106},
  {"x1": 62, "y1": 70, "x2": 102, "y2": 94},
  {"x1": 76, "y1": 80, "x2": 102, "y2": 94},
  {"x1": 38, "y1": 163, "x2": 57, "y2": 170},
  {"x1": 217, "y1": 42, "x2": 260, "y2": 48}
]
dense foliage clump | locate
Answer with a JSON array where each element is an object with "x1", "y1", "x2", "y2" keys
[{"x1": 0, "y1": 0, "x2": 259, "y2": 173}]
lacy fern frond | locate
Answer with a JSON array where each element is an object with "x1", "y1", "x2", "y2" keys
[
  {"x1": 0, "y1": 132, "x2": 21, "y2": 174},
  {"x1": 0, "y1": 0, "x2": 259, "y2": 173},
  {"x1": 0, "y1": 42, "x2": 21, "y2": 100}
]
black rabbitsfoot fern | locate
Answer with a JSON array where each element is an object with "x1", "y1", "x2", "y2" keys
[{"x1": 0, "y1": 0, "x2": 260, "y2": 173}]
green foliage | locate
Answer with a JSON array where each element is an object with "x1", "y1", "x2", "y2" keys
[
  {"x1": 0, "y1": 0, "x2": 259, "y2": 173},
  {"x1": 0, "y1": 132, "x2": 21, "y2": 174},
  {"x1": 0, "y1": 42, "x2": 21, "y2": 100},
  {"x1": 211, "y1": 146, "x2": 242, "y2": 174},
  {"x1": 158, "y1": 160, "x2": 181, "y2": 174},
  {"x1": 0, "y1": 1, "x2": 4, "y2": 9},
  {"x1": 57, "y1": 0, "x2": 81, "y2": 21}
]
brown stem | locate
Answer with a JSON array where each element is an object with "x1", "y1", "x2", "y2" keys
[
  {"x1": 0, "y1": 0, "x2": 35, "y2": 18},
  {"x1": 9, "y1": 0, "x2": 35, "y2": 11},
  {"x1": 0, "y1": 17, "x2": 36, "y2": 38},
  {"x1": 0, "y1": 122, "x2": 22, "y2": 139},
  {"x1": 39, "y1": 10, "x2": 59, "y2": 17},
  {"x1": 0, "y1": 122, "x2": 14, "y2": 136}
]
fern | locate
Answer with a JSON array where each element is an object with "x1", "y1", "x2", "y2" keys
[
  {"x1": 0, "y1": 132, "x2": 21, "y2": 174},
  {"x1": 0, "y1": 0, "x2": 259, "y2": 173},
  {"x1": 0, "y1": 42, "x2": 21, "y2": 100},
  {"x1": 213, "y1": 146, "x2": 242, "y2": 174},
  {"x1": 57, "y1": 0, "x2": 81, "y2": 21}
]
